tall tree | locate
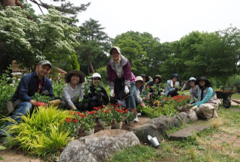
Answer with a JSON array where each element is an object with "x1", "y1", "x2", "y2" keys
[
  {"x1": 0, "y1": 7, "x2": 79, "y2": 74},
  {"x1": 76, "y1": 18, "x2": 111, "y2": 75}
]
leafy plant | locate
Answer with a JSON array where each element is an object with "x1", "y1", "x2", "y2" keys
[
  {"x1": 3, "y1": 106, "x2": 73, "y2": 157},
  {"x1": 52, "y1": 78, "x2": 66, "y2": 98},
  {"x1": 126, "y1": 109, "x2": 137, "y2": 121},
  {"x1": 32, "y1": 92, "x2": 52, "y2": 103},
  {"x1": 79, "y1": 111, "x2": 96, "y2": 131},
  {"x1": 97, "y1": 106, "x2": 114, "y2": 126},
  {"x1": 83, "y1": 76, "x2": 92, "y2": 96}
]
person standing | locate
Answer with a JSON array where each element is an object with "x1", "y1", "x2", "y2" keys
[{"x1": 107, "y1": 46, "x2": 136, "y2": 111}]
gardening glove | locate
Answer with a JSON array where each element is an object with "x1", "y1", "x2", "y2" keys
[
  {"x1": 91, "y1": 96, "x2": 97, "y2": 100},
  {"x1": 110, "y1": 89, "x2": 115, "y2": 97},
  {"x1": 124, "y1": 85, "x2": 129, "y2": 94},
  {"x1": 36, "y1": 101, "x2": 47, "y2": 107}
]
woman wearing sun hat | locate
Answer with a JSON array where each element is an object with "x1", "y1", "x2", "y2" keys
[
  {"x1": 107, "y1": 46, "x2": 136, "y2": 111},
  {"x1": 87, "y1": 73, "x2": 109, "y2": 111},
  {"x1": 188, "y1": 77, "x2": 199, "y2": 104},
  {"x1": 165, "y1": 73, "x2": 179, "y2": 97},
  {"x1": 60, "y1": 70, "x2": 85, "y2": 111},
  {"x1": 193, "y1": 76, "x2": 218, "y2": 120}
]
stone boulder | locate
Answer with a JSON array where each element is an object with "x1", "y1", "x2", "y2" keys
[
  {"x1": 187, "y1": 110, "x2": 198, "y2": 122},
  {"x1": 175, "y1": 112, "x2": 189, "y2": 125},
  {"x1": 59, "y1": 129, "x2": 140, "y2": 162},
  {"x1": 132, "y1": 115, "x2": 181, "y2": 144}
]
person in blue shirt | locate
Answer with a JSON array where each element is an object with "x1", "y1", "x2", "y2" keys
[
  {"x1": 165, "y1": 73, "x2": 179, "y2": 97},
  {"x1": 193, "y1": 76, "x2": 218, "y2": 120},
  {"x1": 0, "y1": 60, "x2": 54, "y2": 140}
]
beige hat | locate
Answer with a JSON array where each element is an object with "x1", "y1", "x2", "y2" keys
[
  {"x1": 110, "y1": 46, "x2": 121, "y2": 55},
  {"x1": 135, "y1": 76, "x2": 143, "y2": 83},
  {"x1": 38, "y1": 60, "x2": 52, "y2": 68}
]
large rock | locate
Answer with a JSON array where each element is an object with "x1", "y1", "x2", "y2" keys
[
  {"x1": 132, "y1": 116, "x2": 181, "y2": 144},
  {"x1": 59, "y1": 129, "x2": 140, "y2": 162},
  {"x1": 187, "y1": 110, "x2": 198, "y2": 122},
  {"x1": 175, "y1": 112, "x2": 189, "y2": 125}
]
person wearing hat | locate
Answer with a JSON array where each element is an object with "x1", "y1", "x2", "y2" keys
[
  {"x1": 134, "y1": 76, "x2": 146, "y2": 107},
  {"x1": 188, "y1": 77, "x2": 199, "y2": 104},
  {"x1": 0, "y1": 60, "x2": 54, "y2": 141},
  {"x1": 139, "y1": 74, "x2": 149, "y2": 93},
  {"x1": 60, "y1": 70, "x2": 85, "y2": 111},
  {"x1": 165, "y1": 73, "x2": 179, "y2": 97},
  {"x1": 87, "y1": 73, "x2": 109, "y2": 111},
  {"x1": 107, "y1": 46, "x2": 136, "y2": 112},
  {"x1": 193, "y1": 76, "x2": 218, "y2": 120},
  {"x1": 147, "y1": 74, "x2": 162, "y2": 94}
]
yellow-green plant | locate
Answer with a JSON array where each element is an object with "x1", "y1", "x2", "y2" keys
[{"x1": 4, "y1": 105, "x2": 74, "y2": 157}]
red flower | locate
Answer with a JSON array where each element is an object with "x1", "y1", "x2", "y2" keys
[
  {"x1": 81, "y1": 114, "x2": 86, "y2": 118},
  {"x1": 73, "y1": 119, "x2": 78, "y2": 123}
]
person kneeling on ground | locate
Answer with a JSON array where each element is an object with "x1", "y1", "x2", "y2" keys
[
  {"x1": 134, "y1": 76, "x2": 146, "y2": 108},
  {"x1": 193, "y1": 76, "x2": 218, "y2": 120},
  {"x1": 87, "y1": 73, "x2": 109, "y2": 111},
  {"x1": 147, "y1": 74, "x2": 162, "y2": 95},
  {"x1": 165, "y1": 73, "x2": 179, "y2": 97},
  {"x1": 188, "y1": 77, "x2": 199, "y2": 104},
  {"x1": 60, "y1": 70, "x2": 85, "y2": 111},
  {"x1": 0, "y1": 60, "x2": 55, "y2": 141}
]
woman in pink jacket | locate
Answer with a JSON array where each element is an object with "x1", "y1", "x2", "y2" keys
[{"x1": 107, "y1": 46, "x2": 136, "y2": 112}]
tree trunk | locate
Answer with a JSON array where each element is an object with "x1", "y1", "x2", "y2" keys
[{"x1": 85, "y1": 52, "x2": 95, "y2": 74}]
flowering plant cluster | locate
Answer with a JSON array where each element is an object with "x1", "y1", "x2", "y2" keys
[
  {"x1": 95, "y1": 106, "x2": 113, "y2": 126},
  {"x1": 112, "y1": 103, "x2": 128, "y2": 123},
  {"x1": 61, "y1": 115, "x2": 79, "y2": 137},
  {"x1": 126, "y1": 108, "x2": 137, "y2": 121},
  {"x1": 78, "y1": 111, "x2": 96, "y2": 131},
  {"x1": 164, "y1": 95, "x2": 190, "y2": 108}
]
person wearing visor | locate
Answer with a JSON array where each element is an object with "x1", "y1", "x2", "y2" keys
[
  {"x1": 193, "y1": 76, "x2": 218, "y2": 120},
  {"x1": 107, "y1": 46, "x2": 136, "y2": 112},
  {"x1": 0, "y1": 60, "x2": 54, "y2": 141},
  {"x1": 165, "y1": 73, "x2": 179, "y2": 97},
  {"x1": 61, "y1": 70, "x2": 85, "y2": 111},
  {"x1": 88, "y1": 73, "x2": 109, "y2": 111},
  {"x1": 188, "y1": 77, "x2": 199, "y2": 104}
]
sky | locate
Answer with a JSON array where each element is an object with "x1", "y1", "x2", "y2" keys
[{"x1": 30, "y1": 0, "x2": 240, "y2": 43}]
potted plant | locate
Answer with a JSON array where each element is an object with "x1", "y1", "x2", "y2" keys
[
  {"x1": 126, "y1": 108, "x2": 137, "y2": 126},
  {"x1": 61, "y1": 116, "x2": 80, "y2": 137},
  {"x1": 112, "y1": 103, "x2": 127, "y2": 129},
  {"x1": 79, "y1": 111, "x2": 96, "y2": 135},
  {"x1": 98, "y1": 107, "x2": 113, "y2": 129},
  {"x1": 82, "y1": 76, "x2": 92, "y2": 109}
]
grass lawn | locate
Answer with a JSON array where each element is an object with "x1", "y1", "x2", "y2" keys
[
  {"x1": 232, "y1": 93, "x2": 240, "y2": 99},
  {"x1": 105, "y1": 105, "x2": 240, "y2": 162}
]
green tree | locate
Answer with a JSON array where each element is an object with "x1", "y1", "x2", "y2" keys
[
  {"x1": 67, "y1": 54, "x2": 80, "y2": 71},
  {"x1": 76, "y1": 18, "x2": 111, "y2": 75},
  {"x1": 0, "y1": 7, "x2": 79, "y2": 74}
]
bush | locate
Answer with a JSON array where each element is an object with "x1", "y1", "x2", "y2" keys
[
  {"x1": 4, "y1": 106, "x2": 74, "y2": 157},
  {"x1": 96, "y1": 66, "x2": 108, "y2": 85},
  {"x1": 228, "y1": 75, "x2": 240, "y2": 92}
]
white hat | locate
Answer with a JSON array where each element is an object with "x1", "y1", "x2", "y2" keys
[
  {"x1": 110, "y1": 46, "x2": 121, "y2": 54},
  {"x1": 188, "y1": 77, "x2": 196, "y2": 81},
  {"x1": 38, "y1": 60, "x2": 52, "y2": 68},
  {"x1": 135, "y1": 76, "x2": 143, "y2": 83},
  {"x1": 92, "y1": 73, "x2": 101, "y2": 79}
]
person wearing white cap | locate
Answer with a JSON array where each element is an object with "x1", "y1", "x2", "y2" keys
[
  {"x1": 87, "y1": 73, "x2": 109, "y2": 111},
  {"x1": 188, "y1": 77, "x2": 199, "y2": 104},
  {"x1": 107, "y1": 46, "x2": 136, "y2": 112}
]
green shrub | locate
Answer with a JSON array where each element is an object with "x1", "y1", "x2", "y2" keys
[
  {"x1": 5, "y1": 106, "x2": 74, "y2": 157},
  {"x1": 96, "y1": 66, "x2": 108, "y2": 85},
  {"x1": 228, "y1": 75, "x2": 240, "y2": 92}
]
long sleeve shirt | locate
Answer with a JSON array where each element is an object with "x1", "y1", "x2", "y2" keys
[
  {"x1": 11, "y1": 71, "x2": 54, "y2": 102},
  {"x1": 89, "y1": 84, "x2": 109, "y2": 105},
  {"x1": 165, "y1": 80, "x2": 179, "y2": 95},
  {"x1": 189, "y1": 85, "x2": 199, "y2": 104},
  {"x1": 133, "y1": 86, "x2": 142, "y2": 104},
  {"x1": 62, "y1": 83, "x2": 84, "y2": 107}
]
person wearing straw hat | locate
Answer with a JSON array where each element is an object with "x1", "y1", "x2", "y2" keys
[
  {"x1": 107, "y1": 46, "x2": 136, "y2": 112},
  {"x1": 193, "y1": 76, "x2": 218, "y2": 120},
  {"x1": 0, "y1": 60, "x2": 54, "y2": 143},
  {"x1": 87, "y1": 73, "x2": 109, "y2": 111},
  {"x1": 60, "y1": 70, "x2": 85, "y2": 111},
  {"x1": 165, "y1": 73, "x2": 179, "y2": 97},
  {"x1": 188, "y1": 77, "x2": 199, "y2": 104},
  {"x1": 134, "y1": 76, "x2": 146, "y2": 108}
]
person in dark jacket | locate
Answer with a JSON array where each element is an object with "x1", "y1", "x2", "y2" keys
[
  {"x1": 147, "y1": 74, "x2": 162, "y2": 95},
  {"x1": 87, "y1": 73, "x2": 109, "y2": 111},
  {"x1": 0, "y1": 60, "x2": 54, "y2": 139}
]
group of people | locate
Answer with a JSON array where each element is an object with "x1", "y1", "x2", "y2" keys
[{"x1": 0, "y1": 46, "x2": 219, "y2": 143}]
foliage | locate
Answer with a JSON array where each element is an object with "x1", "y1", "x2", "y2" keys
[
  {"x1": 3, "y1": 106, "x2": 73, "y2": 157},
  {"x1": 96, "y1": 66, "x2": 108, "y2": 85},
  {"x1": 83, "y1": 76, "x2": 92, "y2": 96},
  {"x1": 96, "y1": 106, "x2": 114, "y2": 126},
  {"x1": 32, "y1": 92, "x2": 53, "y2": 103},
  {"x1": 78, "y1": 111, "x2": 96, "y2": 131},
  {"x1": 0, "y1": 7, "x2": 80, "y2": 73},
  {"x1": 110, "y1": 103, "x2": 127, "y2": 123},
  {"x1": 67, "y1": 54, "x2": 80, "y2": 71},
  {"x1": 60, "y1": 115, "x2": 79, "y2": 137},
  {"x1": 126, "y1": 109, "x2": 137, "y2": 121},
  {"x1": 93, "y1": 81, "x2": 102, "y2": 95},
  {"x1": 52, "y1": 78, "x2": 66, "y2": 98},
  {"x1": 76, "y1": 18, "x2": 111, "y2": 75}
]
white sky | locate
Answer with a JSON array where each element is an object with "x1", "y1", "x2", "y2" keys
[{"x1": 30, "y1": 0, "x2": 240, "y2": 43}]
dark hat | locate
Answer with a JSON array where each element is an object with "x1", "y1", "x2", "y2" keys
[
  {"x1": 153, "y1": 74, "x2": 162, "y2": 83},
  {"x1": 140, "y1": 74, "x2": 149, "y2": 82},
  {"x1": 65, "y1": 70, "x2": 85, "y2": 83},
  {"x1": 171, "y1": 73, "x2": 179, "y2": 80},
  {"x1": 196, "y1": 76, "x2": 211, "y2": 87}
]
